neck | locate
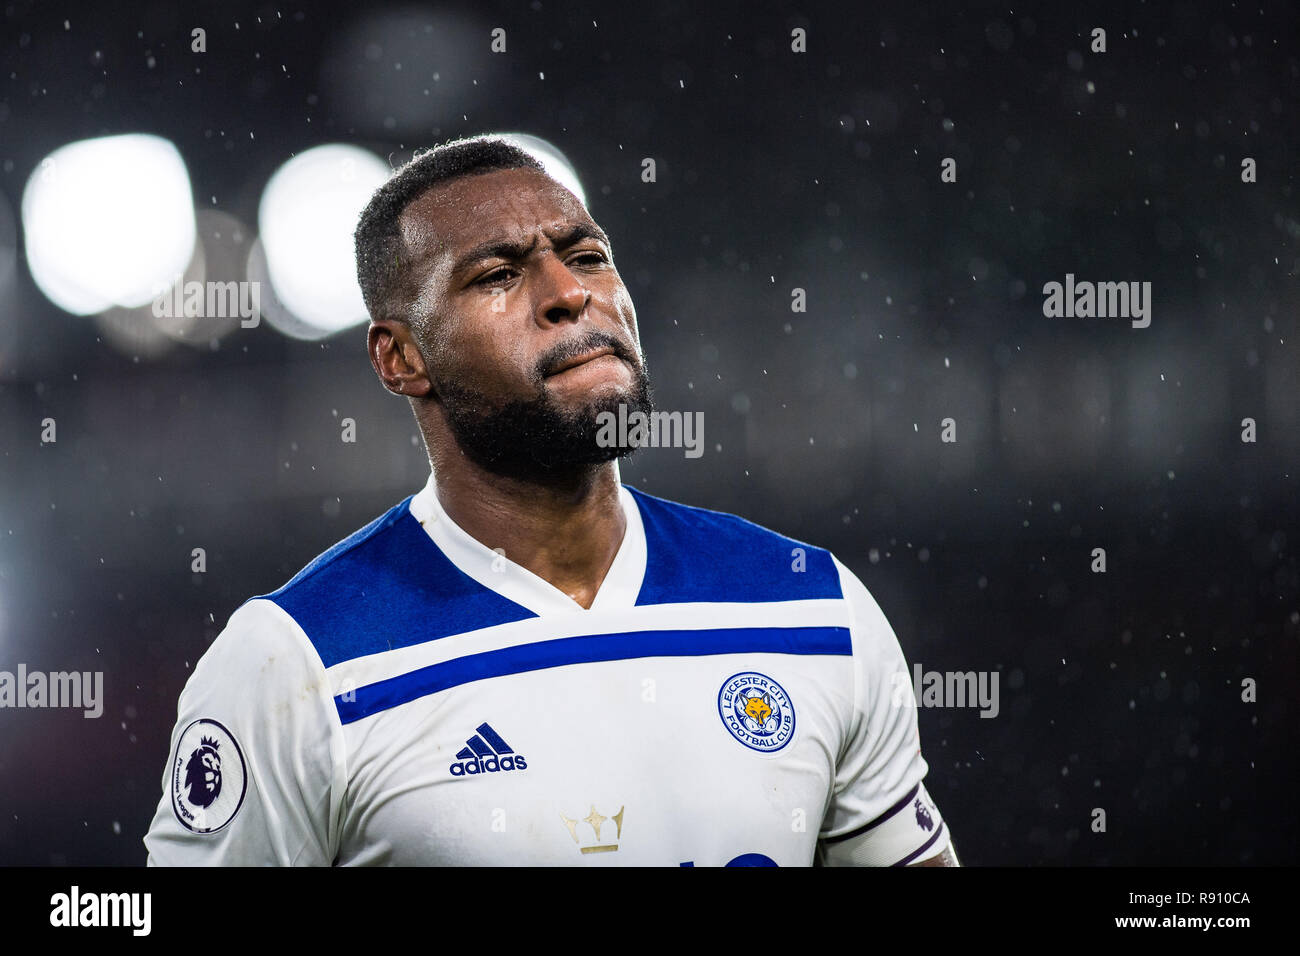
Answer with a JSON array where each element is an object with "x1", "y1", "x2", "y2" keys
[{"x1": 423, "y1": 420, "x2": 627, "y2": 611}]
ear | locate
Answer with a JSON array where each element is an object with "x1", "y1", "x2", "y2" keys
[{"x1": 368, "y1": 319, "x2": 433, "y2": 398}]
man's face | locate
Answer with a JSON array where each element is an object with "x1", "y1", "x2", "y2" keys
[{"x1": 396, "y1": 166, "x2": 652, "y2": 478}]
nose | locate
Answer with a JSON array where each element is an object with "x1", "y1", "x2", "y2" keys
[{"x1": 534, "y1": 253, "x2": 590, "y2": 326}]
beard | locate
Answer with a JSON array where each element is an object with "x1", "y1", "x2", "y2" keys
[{"x1": 432, "y1": 349, "x2": 654, "y2": 482}]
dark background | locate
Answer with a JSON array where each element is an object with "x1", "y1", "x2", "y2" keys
[{"x1": 0, "y1": 0, "x2": 1296, "y2": 865}]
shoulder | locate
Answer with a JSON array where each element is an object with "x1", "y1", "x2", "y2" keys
[
  {"x1": 250, "y1": 495, "x2": 533, "y2": 670},
  {"x1": 182, "y1": 598, "x2": 327, "y2": 707},
  {"x1": 149, "y1": 598, "x2": 345, "y2": 864},
  {"x1": 254, "y1": 495, "x2": 419, "y2": 620},
  {"x1": 625, "y1": 485, "x2": 844, "y2": 604}
]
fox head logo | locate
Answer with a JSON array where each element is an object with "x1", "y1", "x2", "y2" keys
[
  {"x1": 718, "y1": 673, "x2": 796, "y2": 753},
  {"x1": 742, "y1": 692, "x2": 773, "y2": 728}
]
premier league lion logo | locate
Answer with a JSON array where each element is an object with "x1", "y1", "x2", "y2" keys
[
  {"x1": 170, "y1": 718, "x2": 246, "y2": 833},
  {"x1": 914, "y1": 797, "x2": 935, "y2": 832},
  {"x1": 184, "y1": 736, "x2": 223, "y2": 808}
]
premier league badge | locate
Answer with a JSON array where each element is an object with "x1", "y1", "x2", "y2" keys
[
  {"x1": 718, "y1": 672, "x2": 796, "y2": 754},
  {"x1": 170, "y1": 718, "x2": 247, "y2": 833}
]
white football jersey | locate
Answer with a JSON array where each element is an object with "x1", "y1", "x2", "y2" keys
[{"x1": 144, "y1": 474, "x2": 951, "y2": 866}]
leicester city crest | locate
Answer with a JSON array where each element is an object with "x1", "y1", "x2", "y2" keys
[
  {"x1": 718, "y1": 672, "x2": 796, "y2": 754},
  {"x1": 170, "y1": 717, "x2": 247, "y2": 833}
]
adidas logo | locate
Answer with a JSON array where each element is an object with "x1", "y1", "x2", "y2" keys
[{"x1": 449, "y1": 722, "x2": 528, "y2": 777}]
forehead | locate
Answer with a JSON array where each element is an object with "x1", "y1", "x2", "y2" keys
[{"x1": 398, "y1": 166, "x2": 592, "y2": 262}]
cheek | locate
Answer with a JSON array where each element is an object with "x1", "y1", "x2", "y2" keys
[
  {"x1": 433, "y1": 313, "x2": 537, "y2": 394},
  {"x1": 608, "y1": 283, "x2": 640, "y2": 337}
]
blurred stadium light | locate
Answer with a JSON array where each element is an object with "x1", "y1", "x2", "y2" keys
[
  {"x1": 92, "y1": 209, "x2": 255, "y2": 359},
  {"x1": 255, "y1": 143, "x2": 389, "y2": 340},
  {"x1": 493, "y1": 132, "x2": 588, "y2": 208},
  {"x1": 152, "y1": 209, "x2": 252, "y2": 348},
  {"x1": 93, "y1": 304, "x2": 178, "y2": 361},
  {"x1": 21, "y1": 134, "x2": 196, "y2": 315}
]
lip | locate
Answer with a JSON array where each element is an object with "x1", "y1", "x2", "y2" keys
[{"x1": 547, "y1": 346, "x2": 618, "y2": 376}]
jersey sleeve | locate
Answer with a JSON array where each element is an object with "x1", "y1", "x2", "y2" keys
[
  {"x1": 816, "y1": 555, "x2": 952, "y2": 866},
  {"x1": 143, "y1": 598, "x2": 347, "y2": 866}
]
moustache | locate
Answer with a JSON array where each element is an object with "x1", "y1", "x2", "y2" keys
[{"x1": 536, "y1": 330, "x2": 638, "y2": 379}]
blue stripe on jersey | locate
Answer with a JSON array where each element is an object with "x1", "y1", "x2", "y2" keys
[
  {"x1": 625, "y1": 486, "x2": 843, "y2": 605},
  {"x1": 334, "y1": 625, "x2": 852, "y2": 724},
  {"x1": 253, "y1": 497, "x2": 538, "y2": 669}
]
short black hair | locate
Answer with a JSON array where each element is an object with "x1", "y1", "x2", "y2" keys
[{"x1": 354, "y1": 135, "x2": 546, "y2": 323}]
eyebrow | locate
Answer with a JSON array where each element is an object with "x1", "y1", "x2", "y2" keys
[{"x1": 448, "y1": 222, "x2": 611, "y2": 280}]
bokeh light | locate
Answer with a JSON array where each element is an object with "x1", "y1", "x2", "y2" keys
[
  {"x1": 256, "y1": 143, "x2": 390, "y2": 338},
  {"x1": 21, "y1": 134, "x2": 196, "y2": 315}
]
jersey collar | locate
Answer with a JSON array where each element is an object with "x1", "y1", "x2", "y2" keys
[{"x1": 408, "y1": 471, "x2": 647, "y2": 618}]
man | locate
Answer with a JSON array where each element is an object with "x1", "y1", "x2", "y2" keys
[{"x1": 144, "y1": 135, "x2": 959, "y2": 866}]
